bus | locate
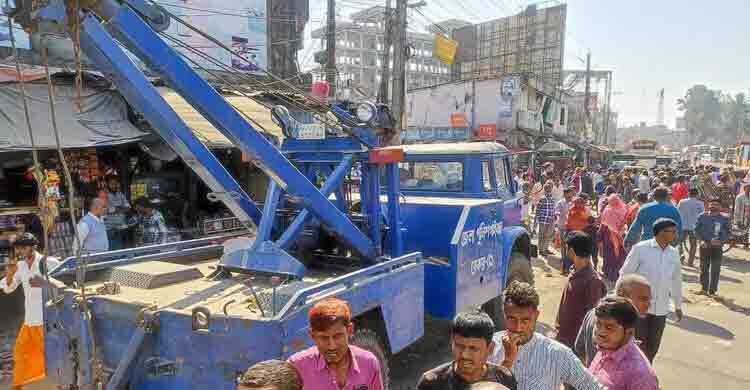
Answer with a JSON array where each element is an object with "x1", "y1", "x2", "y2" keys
[{"x1": 628, "y1": 139, "x2": 658, "y2": 168}]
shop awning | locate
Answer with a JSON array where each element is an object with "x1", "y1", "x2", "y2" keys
[
  {"x1": 158, "y1": 87, "x2": 283, "y2": 148},
  {"x1": 0, "y1": 83, "x2": 149, "y2": 151},
  {"x1": 538, "y1": 141, "x2": 575, "y2": 153}
]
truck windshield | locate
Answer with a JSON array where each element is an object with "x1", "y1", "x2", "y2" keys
[
  {"x1": 494, "y1": 158, "x2": 510, "y2": 192},
  {"x1": 399, "y1": 161, "x2": 463, "y2": 192}
]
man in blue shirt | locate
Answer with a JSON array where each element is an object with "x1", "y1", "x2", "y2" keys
[
  {"x1": 625, "y1": 186, "x2": 682, "y2": 247},
  {"x1": 694, "y1": 198, "x2": 731, "y2": 296},
  {"x1": 677, "y1": 188, "x2": 705, "y2": 266}
]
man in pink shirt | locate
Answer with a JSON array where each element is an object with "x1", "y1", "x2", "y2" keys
[
  {"x1": 288, "y1": 298, "x2": 384, "y2": 390},
  {"x1": 588, "y1": 296, "x2": 658, "y2": 390}
]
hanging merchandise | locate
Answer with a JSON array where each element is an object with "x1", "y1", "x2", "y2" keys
[
  {"x1": 433, "y1": 33, "x2": 458, "y2": 64},
  {"x1": 130, "y1": 182, "x2": 147, "y2": 200}
]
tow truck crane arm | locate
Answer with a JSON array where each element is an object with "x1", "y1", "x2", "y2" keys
[{"x1": 35, "y1": 0, "x2": 378, "y2": 260}]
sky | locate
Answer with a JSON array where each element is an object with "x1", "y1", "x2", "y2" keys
[{"x1": 304, "y1": 0, "x2": 750, "y2": 129}]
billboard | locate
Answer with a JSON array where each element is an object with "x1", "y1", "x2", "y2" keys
[
  {"x1": 160, "y1": 0, "x2": 267, "y2": 75},
  {"x1": 473, "y1": 78, "x2": 517, "y2": 141},
  {"x1": 406, "y1": 77, "x2": 522, "y2": 142},
  {"x1": 406, "y1": 82, "x2": 473, "y2": 129}
]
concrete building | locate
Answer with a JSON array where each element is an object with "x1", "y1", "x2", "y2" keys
[
  {"x1": 311, "y1": 6, "x2": 461, "y2": 98},
  {"x1": 449, "y1": 3, "x2": 566, "y2": 96}
]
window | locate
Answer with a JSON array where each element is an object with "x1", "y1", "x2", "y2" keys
[
  {"x1": 482, "y1": 161, "x2": 493, "y2": 191},
  {"x1": 399, "y1": 161, "x2": 463, "y2": 192},
  {"x1": 560, "y1": 107, "x2": 566, "y2": 125},
  {"x1": 494, "y1": 158, "x2": 510, "y2": 191}
]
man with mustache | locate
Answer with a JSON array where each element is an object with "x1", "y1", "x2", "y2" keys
[
  {"x1": 417, "y1": 311, "x2": 517, "y2": 389},
  {"x1": 488, "y1": 281, "x2": 601, "y2": 390},
  {"x1": 574, "y1": 274, "x2": 652, "y2": 367},
  {"x1": 587, "y1": 296, "x2": 658, "y2": 390},
  {"x1": 288, "y1": 298, "x2": 383, "y2": 390}
]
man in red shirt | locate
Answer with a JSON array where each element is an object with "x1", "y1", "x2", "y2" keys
[
  {"x1": 555, "y1": 231, "x2": 606, "y2": 348},
  {"x1": 625, "y1": 193, "x2": 647, "y2": 227},
  {"x1": 671, "y1": 175, "x2": 689, "y2": 205},
  {"x1": 288, "y1": 298, "x2": 383, "y2": 390}
]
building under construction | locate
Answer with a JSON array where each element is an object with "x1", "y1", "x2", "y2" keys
[{"x1": 450, "y1": 3, "x2": 566, "y2": 96}]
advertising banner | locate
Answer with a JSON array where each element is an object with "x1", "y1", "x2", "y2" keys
[
  {"x1": 160, "y1": 0, "x2": 268, "y2": 75},
  {"x1": 406, "y1": 82, "x2": 473, "y2": 128}
]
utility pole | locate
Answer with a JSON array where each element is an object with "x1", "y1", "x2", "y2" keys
[
  {"x1": 326, "y1": 0, "x2": 337, "y2": 98},
  {"x1": 583, "y1": 50, "x2": 592, "y2": 142},
  {"x1": 378, "y1": 0, "x2": 392, "y2": 104},
  {"x1": 391, "y1": 0, "x2": 408, "y2": 141},
  {"x1": 603, "y1": 71, "x2": 612, "y2": 145}
]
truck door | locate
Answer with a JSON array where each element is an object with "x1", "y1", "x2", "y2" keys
[{"x1": 495, "y1": 157, "x2": 522, "y2": 226}]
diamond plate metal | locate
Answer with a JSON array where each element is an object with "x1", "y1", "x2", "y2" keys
[{"x1": 110, "y1": 262, "x2": 204, "y2": 289}]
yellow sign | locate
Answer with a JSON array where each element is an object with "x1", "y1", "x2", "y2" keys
[{"x1": 433, "y1": 34, "x2": 458, "y2": 64}]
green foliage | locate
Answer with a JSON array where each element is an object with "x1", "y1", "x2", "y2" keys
[{"x1": 678, "y1": 85, "x2": 747, "y2": 143}]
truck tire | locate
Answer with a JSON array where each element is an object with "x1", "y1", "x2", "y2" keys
[
  {"x1": 351, "y1": 328, "x2": 390, "y2": 389},
  {"x1": 506, "y1": 251, "x2": 534, "y2": 286},
  {"x1": 482, "y1": 251, "x2": 534, "y2": 330}
]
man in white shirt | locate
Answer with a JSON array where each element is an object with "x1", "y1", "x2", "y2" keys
[
  {"x1": 734, "y1": 183, "x2": 750, "y2": 229},
  {"x1": 619, "y1": 217, "x2": 683, "y2": 363},
  {"x1": 489, "y1": 281, "x2": 601, "y2": 390},
  {"x1": 637, "y1": 170, "x2": 651, "y2": 194},
  {"x1": 75, "y1": 197, "x2": 109, "y2": 254},
  {"x1": 1, "y1": 233, "x2": 60, "y2": 389},
  {"x1": 678, "y1": 188, "x2": 705, "y2": 266}
]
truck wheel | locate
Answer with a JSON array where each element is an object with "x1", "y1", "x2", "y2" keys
[
  {"x1": 351, "y1": 328, "x2": 390, "y2": 389},
  {"x1": 482, "y1": 251, "x2": 534, "y2": 330},
  {"x1": 506, "y1": 251, "x2": 534, "y2": 286}
]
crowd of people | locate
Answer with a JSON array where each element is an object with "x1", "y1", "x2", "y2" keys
[
  {"x1": 517, "y1": 162, "x2": 747, "y2": 297},
  {"x1": 4, "y1": 161, "x2": 748, "y2": 390},
  {"x1": 231, "y1": 159, "x2": 743, "y2": 389}
]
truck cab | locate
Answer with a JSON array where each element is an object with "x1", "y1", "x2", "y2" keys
[{"x1": 386, "y1": 142, "x2": 533, "y2": 322}]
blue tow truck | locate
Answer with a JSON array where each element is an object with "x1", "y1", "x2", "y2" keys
[{"x1": 17, "y1": 1, "x2": 534, "y2": 388}]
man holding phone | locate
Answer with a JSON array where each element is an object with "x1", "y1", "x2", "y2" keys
[{"x1": 1, "y1": 233, "x2": 60, "y2": 389}]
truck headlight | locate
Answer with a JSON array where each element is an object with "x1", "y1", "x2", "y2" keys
[{"x1": 356, "y1": 102, "x2": 376, "y2": 124}]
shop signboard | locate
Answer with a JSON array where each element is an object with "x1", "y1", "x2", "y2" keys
[
  {"x1": 476, "y1": 124, "x2": 497, "y2": 139},
  {"x1": 500, "y1": 75, "x2": 521, "y2": 97},
  {"x1": 403, "y1": 127, "x2": 471, "y2": 143}
]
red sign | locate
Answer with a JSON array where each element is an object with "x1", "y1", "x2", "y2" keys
[
  {"x1": 476, "y1": 124, "x2": 497, "y2": 139},
  {"x1": 369, "y1": 148, "x2": 404, "y2": 164},
  {"x1": 450, "y1": 112, "x2": 469, "y2": 128}
]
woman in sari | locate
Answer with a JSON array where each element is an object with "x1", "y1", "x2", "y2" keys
[
  {"x1": 564, "y1": 196, "x2": 592, "y2": 274},
  {"x1": 599, "y1": 194, "x2": 628, "y2": 290}
]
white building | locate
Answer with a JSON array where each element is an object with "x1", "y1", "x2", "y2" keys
[{"x1": 311, "y1": 6, "x2": 462, "y2": 98}]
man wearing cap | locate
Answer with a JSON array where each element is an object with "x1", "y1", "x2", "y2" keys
[
  {"x1": 1, "y1": 233, "x2": 60, "y2": 389},
  {"x1": 619, "y1": 218, "x2": 684, "y2": 363},
  {"x1": 288, "y1": 297, "x2": 383, "y2": 390}
]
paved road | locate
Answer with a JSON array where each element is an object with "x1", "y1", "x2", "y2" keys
[
  {"x1": 391, "y1": 247, "x2": 750, "y2": 390},
  {"x1": 5, "y1": 247, "x2": 750, "y2": 390}
]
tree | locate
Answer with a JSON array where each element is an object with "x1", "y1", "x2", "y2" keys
[
  {"x1": 728, "y1": 93, "x2": 748, "y2": 140},
  {"x1": 677, "y1": 85, "x2": 722, "y2": 143}
]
